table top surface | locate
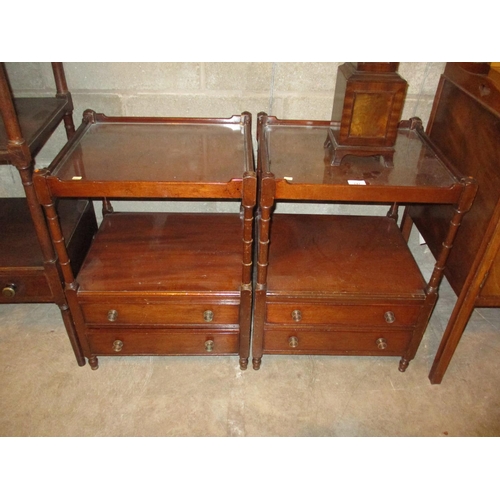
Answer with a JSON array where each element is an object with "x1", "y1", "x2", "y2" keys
[
  {"x1": 49, "y1": 116, "x2": 251, "y2": 183},
  {"x1": 262, "y1": 119, "x2": 458, "y2": 190}
]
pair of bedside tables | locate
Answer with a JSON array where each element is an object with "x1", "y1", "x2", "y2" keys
[{"x1": 32, "y1": 108, "x2": 476, "y2": 373}]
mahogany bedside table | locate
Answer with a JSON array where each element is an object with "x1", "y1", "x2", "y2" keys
[
  {"x1": 251, "y1": 113, "x2": 477, "y2": 372},
  {"x1": 34, "y1": 110, "x2": 256, "y2": 370}
]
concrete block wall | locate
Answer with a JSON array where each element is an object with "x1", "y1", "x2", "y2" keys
[{"x1": 1, "y1": 62, "x2": 445, "y2": 215}]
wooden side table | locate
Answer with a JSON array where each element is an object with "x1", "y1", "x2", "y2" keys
[
  {"x1": 252, "y1": 113, "x2": 477, "y2": 372},
  {"x1": 34, "y1": 111, "x2": 256, "y2": 370}
]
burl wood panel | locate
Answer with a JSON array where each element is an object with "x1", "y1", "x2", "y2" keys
[{"x1": 331, "y1": 62, "x2": 407, "y2": 148}]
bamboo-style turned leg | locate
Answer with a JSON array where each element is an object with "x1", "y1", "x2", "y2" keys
[{"x1": 89, "y1": 356, "x2": 99, "y2": 370}]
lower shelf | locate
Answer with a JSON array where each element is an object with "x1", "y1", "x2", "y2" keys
[
  {"x1": 72, "y1": 212, "x2": 250, "y2": 366},
  {"x1": 0, "y1": 197, "x2": 96, "y2": 303},
  {"x1": 254, "y1": 214, "x2": 430, "y2": 368}
]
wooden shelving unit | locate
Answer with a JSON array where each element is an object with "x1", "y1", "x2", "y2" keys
[{"x1": 0, "y1": 62, "x2": 97, "y2": 365}]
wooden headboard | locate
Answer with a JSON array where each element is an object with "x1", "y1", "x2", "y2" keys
[{"x1": 408, "y1": 63, "x2": 500, "y2": 299}]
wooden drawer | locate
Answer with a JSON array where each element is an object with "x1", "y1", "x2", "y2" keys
[
  {"x1": 87, "y1": 328, "x2": 239, "y2": 355},
  {"x1": 0, "y1": 271, "x2": 52, "y2": 303},
  {"x1": 80, "y1": 299, "x2": 240, "y2": 327},
  {"x1": 263, "y1": 328, "x2": 412, "y2": 355},
  {"x1": 266, "y1": 302, "x2": 422, "y2": 328}
]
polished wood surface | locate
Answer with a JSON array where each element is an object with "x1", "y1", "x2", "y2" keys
[
  {"x1": 261, "y1": 214, "x2": 425, "y2": 359},
  {"x1": 34, "y1": 112, "x2": 256, "y2": 369},
  {"x1": 263, "y1": 329, "x2": 413, "y2": 356},
  {"x1": 331, "y1": 63, "x2": 407, "y2": 147},
  {"x1": 0, "y1": 98, "x2": 70, "y2": 163},
  {"x1": 77, "y1": 212, "x2": 243, "y2": 294},
  {"x1": 326, "y1": 62, "x2": 408, "y2": 166},
  {"x1": 266, "y1": 214, "x2": 425, "y2": 297},
  {"x1": 42, "y1": 111, "x2": 253, "y2": 199},
  {"x1": 81, "y1": 301, "x2": 240, "y2": 327},
  {"x1": 87, "y1": 329, "x2": 239, "y2": 356},
  {"x1": 406, "y1": 63, "x2": 500, "y2": 383},
  {"x1": 0, "y1": 198, "x2": 94, "y2": 270},
  {"x1": 261, "y1": 116, "x2": 462, "y2": 203},
  {"x1": 0, "y1": 198, "x2": 96, "y2": 304},
  {"x1": 252, "y1": 113, "x2": 477, "y2": 373},
  {"x1": 410, "y1": 68, "x2": 500, "y2": 297}
]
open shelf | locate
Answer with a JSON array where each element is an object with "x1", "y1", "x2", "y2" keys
[{"x1": 0, "y1": 97, "x2": 70, "y2": 163}]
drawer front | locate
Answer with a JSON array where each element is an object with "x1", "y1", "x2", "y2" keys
[
  {"x1": 80, "y1": 301, "x2": 240, "y2": 327},
  {"x1": 0, "y1": 272, "x2": 52, "y2": 303},
  {"x1": 263, "y1": 328, "x2": 412, "y2": 355},
  {"x1": 266, "y1": 302, "x2": 422, "y2": 328},
  {"x1": 87, "y1": 328, "x2": 239, "y2": 355}
]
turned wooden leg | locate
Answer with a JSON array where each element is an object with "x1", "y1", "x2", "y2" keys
[
  {"x1": 58, "y1": 304, "x2": 85, "y2": 367},
  {"x1": 386, "y1": 202, "x2": 399, "y2": 222},
  {"x1": 239, "y1": 357, "x2": 248, "y2": 370},
  {"x1": 89, "y1": 355, "x2": 99, "y2": 370},
  {"x1": 398, "y1": 357, "x2": 409, "y2": 372},
  {"x1": 102, "y1": 198, "x2": 114, "y2": 216},
  {"x1": 252, "y1": 357, "x2": 262, "y2": 370}
]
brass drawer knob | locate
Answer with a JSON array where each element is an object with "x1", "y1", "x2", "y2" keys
[
  {"x1": 384, "y1": 311, "x2": 395, "y2": 324},
  {"x1": 291, "y1": 309, "x2": 302, "y2": 322},
  {"x1": 107, "y1": 309, "x2": 118, "y2": 322},
  {"x1": 376, "y1": 338, "x2": 388, "y2": 350},
  {"x1": 289, "y1": 336, "x2": 299, "y2": 348},
  {"x1": 112, "y1": 340, "x2": 123, "y2": 352},
  {"x1": 203, "y1": 310, "x2": 214, "y2": 322},
  {"x1": 205, "y1": 340, "x2": 214, "y2": 352},
  {"x1": 2, "y1": 284, "x2": 16, "y2": 298}
]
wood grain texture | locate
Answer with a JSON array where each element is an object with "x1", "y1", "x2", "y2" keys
[
  {"x1": 266, "y1": 214, "x2": 426, "y2": 298},
  {"x1": 77, "y1": 212, "x2": 244, "y2": 295},
  {"x1": 410, "y1": 63, "x2": 500, "y2": 383}
]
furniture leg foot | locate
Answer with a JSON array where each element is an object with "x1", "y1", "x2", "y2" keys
[
  {"x1": 381, "y1": 153, "x2": 394, "y2": 167},
  {"x1": 398, "y1": 357, "x2": 409, "y2": 372},
  {"x1": 252, "y1": 357, "x2": 262, "y2": 370},
  {"x1": 239, "y1": 357, "x2": 248, "y2": 370},
  {"x1": 89, "y1": 355, "x2": 99, "y2": 370}
]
